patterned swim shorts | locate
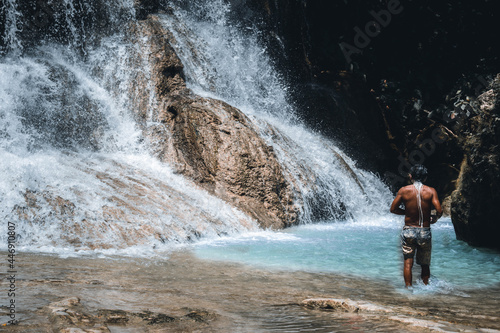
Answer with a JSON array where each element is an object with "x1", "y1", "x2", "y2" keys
[{"x1": 401, "y1": 226, "x2": 432, "y2": 266}]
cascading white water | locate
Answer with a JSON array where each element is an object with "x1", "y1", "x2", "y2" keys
[
  {"x1": 160, "y1": 0, "x2": 393, "y2": 224},
  {"x1": 1, "y1": 0, "x2": 23, "y2": 54},
  {"x1": 0, "y1": 0, "x2": 259, "y2": 254},
  {"x1": 1, "y1": 0, "x2": 393, "y2": 255}
]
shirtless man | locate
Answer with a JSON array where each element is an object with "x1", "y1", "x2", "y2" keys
[{"x1": 390, "y1": 164, "x2": 443, "y2": 287}]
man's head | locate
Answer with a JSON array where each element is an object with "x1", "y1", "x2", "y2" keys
[{"x1": 409, "y1": 164, "x2": 428, "y2": 183}]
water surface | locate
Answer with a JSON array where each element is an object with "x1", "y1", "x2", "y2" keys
[
  {"x1": 194, "y1": 217, "x2": 500, "y2": 291},
  {"x1": 3, "y1": 250, "x2": 500, "y2": 332}
]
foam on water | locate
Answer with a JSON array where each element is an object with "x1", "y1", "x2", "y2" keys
[{"x1": 1, "y1": 149, "x2": 259, "y2": 256}]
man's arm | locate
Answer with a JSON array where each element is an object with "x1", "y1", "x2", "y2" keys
[
  {"x1": 430, "y1": 188, "x2": 443, "y2": 223},
  {"x1": 390, "y1": 190, "x2": 405, "y2": 215}
]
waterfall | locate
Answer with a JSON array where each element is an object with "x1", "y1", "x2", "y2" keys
[
  {"x1": 0, "y1": 0, "x2": 258, "y2": 254},
  {"x1": 160, "y1": 0, "x2": 393, "y2": 223},
  {"x1": 1, "y1": 0, "x2": 23, "y2": 54},
  {"x1": 0, "y1": 0, "x2": 392, "y2": 255}
]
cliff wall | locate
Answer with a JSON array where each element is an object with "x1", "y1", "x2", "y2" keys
[{"x1": 451, "y1": 76, "x2": 500, "y2": 249}]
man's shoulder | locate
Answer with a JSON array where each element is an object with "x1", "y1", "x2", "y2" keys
[
  {"x1": 398, "y1": 185, "x2": 413, "y2": 193},
  {"x1": 423, "y1": 185, "x2": 437, "y2": 193}
]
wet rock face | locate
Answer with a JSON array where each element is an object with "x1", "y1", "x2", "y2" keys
[
  {"x1": 16, "y1": 62, "x2": 107, "y2": 151},
  {"x1": 234, "y1": 0, "x2": 499, "y2": 192},
  {"x1": 152, "y1": 93, "x2": 297, "y2": 228},
  {"x1": 451, "y1": 76, "x2": 500, "y2": 249},
  {"x1": 129, "y1": 18, "x2": 297, "y2": 228},
  {"x1": 226, "y1": 0, "x2": 396, "y2": 173},
  {"x1": 134, "y1": 0, "x2": 164, "y2": 20}
]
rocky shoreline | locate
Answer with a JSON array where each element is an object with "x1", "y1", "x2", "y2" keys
[{"x1": 1, "y1": 251, "x2": 499, "y2": 332}]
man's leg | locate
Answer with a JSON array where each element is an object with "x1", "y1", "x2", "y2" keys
[
  {"x1": 416, "y1": 229, "x2": 432, "y2": 285},
  {"x1": 404, "y1": 258, "x2": 414, "y2": 287},
  {"x1": 421, "y1": 265, "x2": 430, "y2": 285}
]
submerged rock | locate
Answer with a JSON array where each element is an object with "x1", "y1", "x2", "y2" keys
[
  {"x1": 44, "y1": 297, "x2": 218, "y2": 332},
  {"x1": 300, "y1": 298, "x2": 423, "y2": 315},
  {"x1": 451, "y1": 75, "x2": 500, "y2": 249}
]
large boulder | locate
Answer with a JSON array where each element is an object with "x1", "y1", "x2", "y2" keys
[
  {"x1": 451, "y1": 75, "x2": 500, "y2": 249},
  {"x1": 128, "y1": 17, "x2": 297, "y2": 228}
]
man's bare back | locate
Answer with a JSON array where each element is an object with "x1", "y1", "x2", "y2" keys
[
  {"x1": 389, "y1": 165, "x2": 443, "y2": 287},
  {"x1": 390, "y1": 183, "x2": 442, "y2": 227}
]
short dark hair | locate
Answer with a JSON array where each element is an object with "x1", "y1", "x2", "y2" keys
[{"x1": 410, "y1": 164, "x2": 428, "y2": 182}]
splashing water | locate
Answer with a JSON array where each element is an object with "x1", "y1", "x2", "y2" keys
[
  {"x1": 0, "y1": 0, "x2": 394, "y2": 256},
  {"x1": 1, "y1": 0, "x2": 23, "y2": 54},
  {"x1": 413, "y1": 181, "x2": 424, "y2": 226},
  {"x1": 160, "y1": 0, "x2": 393, "y2": 223},
  {"x1": 0, "y1": 0, "x2": 258, "y2": 255}
]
